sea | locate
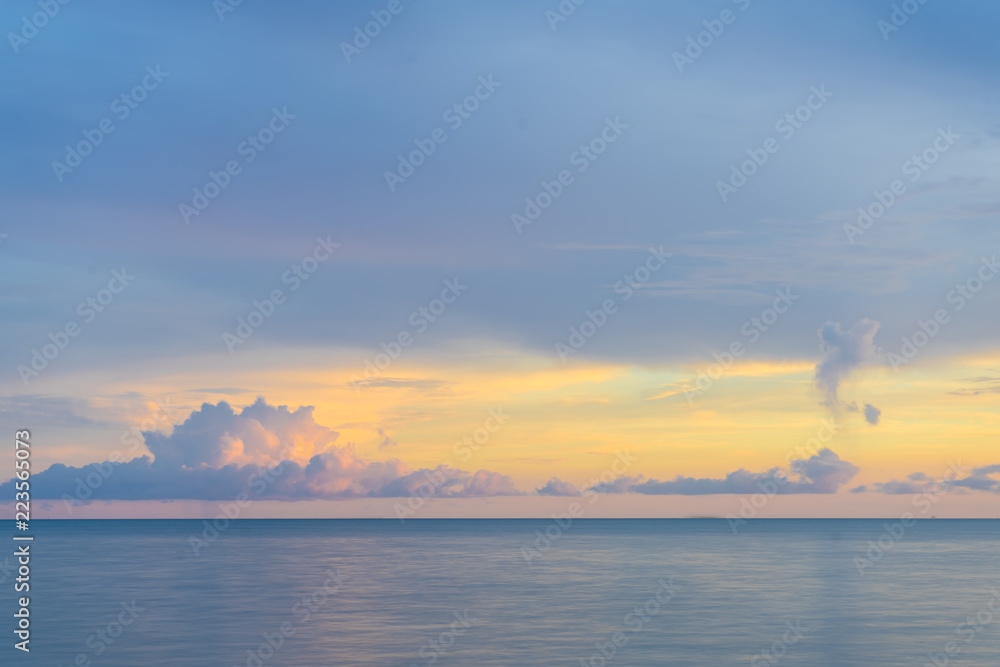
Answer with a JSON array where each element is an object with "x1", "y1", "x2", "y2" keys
[{"x1": 3, "y1": 519, "x2": 998, "y2": 666}]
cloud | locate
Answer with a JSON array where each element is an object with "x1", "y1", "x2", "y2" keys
[
  {"x1": 815, "y1": 319, "x2": 882, "y2": 421},
  {"x1": 854, "y1": 464, "x2": 1000, "y2": 494},
  {"x1": 948, "y1": 375, "x2": 1000, "y2": 397},
  {"x1": 141, "y1": 397, "x2": 337, "y2": 469},
  {"x1": 361, "y1": 465, "x2": 522, "y2": 498},
  {"x1": 1, "y1": 398, "x2": 868, "y2": 503},
  {"x1": 536, "y1": 478, "x2": 581, "y2": 496},
  {"x1": 363, "y1": 465, "x2": 465, "y2": 498},
  {"x1": 590, "y1": 475, "x2": 643, "y2": 494},
  {"x1": 461, "y1": 470, "x2": 523, "y2": 497},
  {"x1": 591, "y1": 449, "x2": 859, "y2": 495},
  {"x1": 377, "y1": 428, "x2": 397, "y2": 450},
  {"x1": 187, "y1": 387, "x2": 255, "y2": 396},
  {"x1": 943, "y1": 464, "x2": 1000, "y2": 493},
  {"x1": 789, "y1": 449, "x2": 861, "y2": 492},
  {"x1": 0, "y1": 399, "x2": 524, "y2": 501},
  {"x1": 0, "y1": 395, "x2": 105, "y2": 428},
  {"x1": 863, "y1": 403, "x2": 881, "y2": 425},
  {"x1": 347, "y1": 378, "x2": 452, "y2": 393}
]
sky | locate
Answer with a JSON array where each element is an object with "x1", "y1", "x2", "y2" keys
[{"x1": 2, "y1": 0, "x2": 999, "y2": 518}]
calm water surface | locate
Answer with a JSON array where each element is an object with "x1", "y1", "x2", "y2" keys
[{"x1": 3, "y1": 519, "x2": 998, "y2": 666}]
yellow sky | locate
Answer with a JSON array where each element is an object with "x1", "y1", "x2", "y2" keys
[{"x1": 30, "y1": 343, "x2": 999, "y2": 503}]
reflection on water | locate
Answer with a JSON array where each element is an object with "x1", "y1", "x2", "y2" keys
[{"x1": 5, "y1": 519, "x2": 999, "y2": 666}]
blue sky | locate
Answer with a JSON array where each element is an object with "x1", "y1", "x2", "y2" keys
[{"x1": 4, "y1": 0, "x2": 998, "y2": 364}]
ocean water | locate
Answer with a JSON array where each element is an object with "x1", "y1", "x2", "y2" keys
[{"x1": 3, "y1": 519, "x2": 999, "y2": 666}]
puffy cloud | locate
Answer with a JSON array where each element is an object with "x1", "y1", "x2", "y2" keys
[
  {"x1": 298, "y1": 447, "x2": 411, "y2": 498},
  {"x1": 1, "y1": 399, "x2": 524, "y2": 501},
  {"x1": 366, "y1": 465, "x2": 466, "y2": 498},
  {"x1": 591, "y1": 449, "x2": 859, "y2": 495},
  {"x1": 815, "y1": 319, "x2": 882, "y2": 422},
  {"x1": 789, "y1": 449, "x2": 860, "y2": 493},
  {"x1": 460, "y1": 470, "x2": 523, "y2": 497},
  {"x1": 536, "y1": 478, "x2": 581, "y2": 496},
  {"x1": 142, "y1": 397, "x2": 337, "y2": 469}
]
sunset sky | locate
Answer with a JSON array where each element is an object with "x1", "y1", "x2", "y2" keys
[{"x1": 2, "y1": 0, "x2": 999, "y2": 518}]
